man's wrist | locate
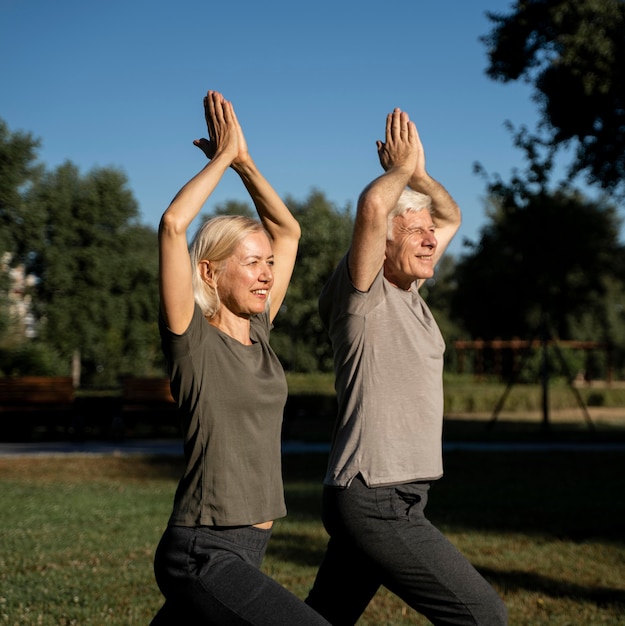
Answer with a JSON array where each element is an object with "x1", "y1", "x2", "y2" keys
[{"x1": 409, "y1": 171, "x2": 434, "y2": 192}]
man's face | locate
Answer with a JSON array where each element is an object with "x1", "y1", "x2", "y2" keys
[{"x1": 383, "y1": 209, "x2": 437, "y2": 290}]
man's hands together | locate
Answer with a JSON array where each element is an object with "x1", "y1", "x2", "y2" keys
[{"x1": 377, "y1": 108, "x2": 427, "y2": 185}]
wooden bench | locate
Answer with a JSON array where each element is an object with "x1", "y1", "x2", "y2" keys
[
  {"x1": 0, "y1": 376, "x2": 76, "y2": 440},
  {"x1": 119, "y1": 376, "x2": 178, "y2": 437}
]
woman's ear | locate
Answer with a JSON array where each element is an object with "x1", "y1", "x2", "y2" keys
[{"x1": 199, "y1": 260, "x2": 217, "y2": 287}]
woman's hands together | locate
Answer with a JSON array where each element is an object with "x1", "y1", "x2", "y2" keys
[{"x1": 193, "y1": 90, "x2": 250, "y2": 168}]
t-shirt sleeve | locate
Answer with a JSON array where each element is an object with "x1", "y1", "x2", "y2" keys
[
  {"x1": 250, "y1": 307, "x2": 272, "y2": 344},
  {"x1": 319, "y1": 253, "x2": 385, "y2": 329}
]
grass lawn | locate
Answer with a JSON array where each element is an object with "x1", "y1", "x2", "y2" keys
[{"x1": 1, "y1": 443, "x2": 624, "y2": 625}]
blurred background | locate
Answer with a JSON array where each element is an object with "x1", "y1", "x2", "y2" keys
[{"x1": 2, "y1": 0, "x2": 625, "y2": 437}]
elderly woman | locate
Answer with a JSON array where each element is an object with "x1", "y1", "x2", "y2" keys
[{"x1": 150, "y1": 90, "x2": 329, "y2": 626}]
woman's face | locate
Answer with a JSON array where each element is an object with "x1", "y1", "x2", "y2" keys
[{"x1": 216, "y1": 231, "x2": 274, "y2": 317}]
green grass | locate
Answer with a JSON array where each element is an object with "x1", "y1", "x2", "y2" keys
[
  {"x1": 441, "y1": 375, "x2": 625, "y2": 414},
  {"x1": 1, "y1": 449, "x2": 624, "y2": 625},
  {"x1": 281, "y1": 372, "x2": 625, "y2": 446},
  {"x1": 285, "y1": 372, "x2": 337, "y2": 395},
  {"x1": 285, "y1": 372, "x2": 625, "y2": 412}
]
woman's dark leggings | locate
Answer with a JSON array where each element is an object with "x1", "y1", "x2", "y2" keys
[
  {"x1": 305, "y1": 476, "x2": 508, "y2": 625},
  {"x1": 150, "y1": 524, "x2": 330, "y2": 625}
]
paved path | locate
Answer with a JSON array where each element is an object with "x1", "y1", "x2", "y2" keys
[
  {"x1": 0, "y1": 439, "x2": 333, "y2": 457},
  {"x1": 1, "y1": 438, "x2": 624, "y2": 457}
]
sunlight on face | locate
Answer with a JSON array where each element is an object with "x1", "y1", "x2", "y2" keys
[
  {"x1": 384, "y1": 209, "x2": 437, "y2": 289},
  {"x1": 217, "y1": 231, "x2": 274, "y2": 317}
]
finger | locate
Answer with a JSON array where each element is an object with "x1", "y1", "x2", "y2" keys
[
  {"x1": 193, "y1": 138, "x2": 216, "y2": 159},
  {"x1": 412, "y1": 122, "x2": 423, "y2": 149},
  {"x1": 389, "y1": 108, "x2": 401, "y2": 137},
  {"x1": 385, "y1": 111, "x2": 394, "y2": 142},
  {"x1": 399, "y1": 110, "x2": 411, "y2": 139},
  {"x1": 226, "y1": 99, "x2": 242, "y2": 131},
  {"x1": 205, "y1": 93, "x2": 217, "y2": 139},
  {"x1": 193, "y1": 138, "x2": 206, "y2": 154},
  {"x1": 206, "y1": 92, "x2": 223, "y2": 139},
  {"x1": 210, "y1": 91, "x2": 226, "y2": 124},
  {"x1": 222, "y1": 99, "x2": 235, "y2": 125}
]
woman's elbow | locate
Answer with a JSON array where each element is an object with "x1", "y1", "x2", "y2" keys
[{"x1": 159, "y1": 210, "x2": 188, "y2": 239}]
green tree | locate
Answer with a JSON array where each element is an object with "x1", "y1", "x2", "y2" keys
[
  {"x1": 451, "y1": 161, "x2": 624, "y2": 346},
  {"x1": 0, "y1": 120, "x2": 42, "y2": 346},
  {"x1": 275, "y1": 190, "x2": 353, "y2": 372},
  {"x1": 568, "y1": 274, "x2": 625, "y2": 377},
  {"x1": 207, "y1": 199, "x2": 254, "y2": 218},
  {"x1": 482, "y1": 0, "x2": 625, "y2": 196},
  {"x1": 203, "y1": 189, "x2": 354, "y2": 372},
  {"x1": 0, "y1": 120, "x2": 42, "y2": 254},
  {"x1": 24, "y1": 162, "x2": 161, "y2": 385},
  {"x1": 420, "y1": 254, "x2": 465, "y2": 371}
]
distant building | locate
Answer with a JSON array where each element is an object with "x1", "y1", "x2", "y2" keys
[{"x1": 1, "y1": 252, "x2": 37, "y2": 338}]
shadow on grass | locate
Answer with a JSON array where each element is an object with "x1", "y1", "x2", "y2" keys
[
  {"x1": 134, "y1": 442, "x2": 625, "y2": 543},
  {"x1": 268, "y1": 528, "x2": 329, "y2": 569},
  {"x1": 6, "y1": 443, "x2": 622, "y2": 617},
  {"x1": 271, "y1": 449, "x2": 625, "y2": 617},
  {"x1": 480, "y1": 566, "x2": 625, "y2": 608},
  {"x1": 442, "y1": 416, "x2": 625, "y2": 444},
  {"x1": 432, "y1": 450, "x2": 625, "y2": 541},
  {"x1": 137, "y1": 425, "x2": 625, "y2": 618},
  {"x1": 274, "y1": 449, "x2": 625, "y2": 551}
]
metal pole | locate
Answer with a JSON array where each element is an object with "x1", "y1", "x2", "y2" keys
[{"x1": 540, "y1": 325, "x2": 550, "y2": 430}]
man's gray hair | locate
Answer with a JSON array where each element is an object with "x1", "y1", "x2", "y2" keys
[{"x1": 387, "y1": 188, "x2": 432, "y2": 240}]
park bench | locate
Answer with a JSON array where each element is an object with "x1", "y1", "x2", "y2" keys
[
  {"x1": 118, "y1": 376, "x2": 178, "y2": 437},
  {"x1": 0, "y1": 376, "x2": 76, "y2": 440}
]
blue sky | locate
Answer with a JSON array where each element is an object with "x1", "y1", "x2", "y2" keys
[{"x1": 2, "y1": 0, "x2": 547, "y2": 256}]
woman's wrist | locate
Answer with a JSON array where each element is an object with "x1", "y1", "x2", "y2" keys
[{"x1": 231, "y1": 155, "x2": 256, "y2": 175}]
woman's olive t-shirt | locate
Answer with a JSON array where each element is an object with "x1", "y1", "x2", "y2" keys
[{"x1": 159, "y1": 303, "x2": 288, "y2": 527}]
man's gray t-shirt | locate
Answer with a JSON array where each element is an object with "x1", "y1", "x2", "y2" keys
[
  {"x1": 160, "y1": 303, "x2": 288, "y2": 527},
  {"x1": 319, "y1": 254, "x2": 446, "y2": 488}
]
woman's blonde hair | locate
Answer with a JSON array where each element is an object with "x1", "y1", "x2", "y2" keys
[
  {"x1": 190, "y1": 215, "x2": 267, "y2": 318},
  {"x1": 387, "y1": 188, "x2": 432, "y2": 240}
]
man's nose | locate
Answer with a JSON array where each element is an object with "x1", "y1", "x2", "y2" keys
[{"x1": 423, "y1": 232, "x2": 437, "y2": 247}]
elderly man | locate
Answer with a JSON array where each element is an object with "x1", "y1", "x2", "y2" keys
[{"x1": 305, "y1": 108, "x2": 507, "y2": 626}]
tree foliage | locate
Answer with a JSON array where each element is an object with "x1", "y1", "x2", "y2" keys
[
  {"x1": 280, "y1": 190, "x2": 354, "y2": 372},
  {"x1": 0, "y1": 119, "x2": 162, "y2": 383},
  {"x1": 0, "y1": 121, "x2": 41, "y2": 338},
  {"x1": 205, "y1": 188, "x2": 354, "y2": 372},
  {"x1": 482, "y1": 0, "x2": 625, "y2": 195},
  {"x1": 0, "y1": 120, "x2": 42, "y2": 253},
  {"x1": 24, "y1": 162, "x2": 161, "y2": 384},
  {"x1": 451, "y1": 160, "x2": 625, "y2": 347},
  {"x1": 207, "y1": 199, "x2": 255, "y2": 218},
  {"x1": 0, "y1": 117, "x2": 455, "y2": 380},
  {"x1": 420, "y1": 254, "x2": 465, "y2": 369}
]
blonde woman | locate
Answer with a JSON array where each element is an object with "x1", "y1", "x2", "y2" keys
[{"x1": 150, "y1": 90, "x2": 329, "y2": 626}]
